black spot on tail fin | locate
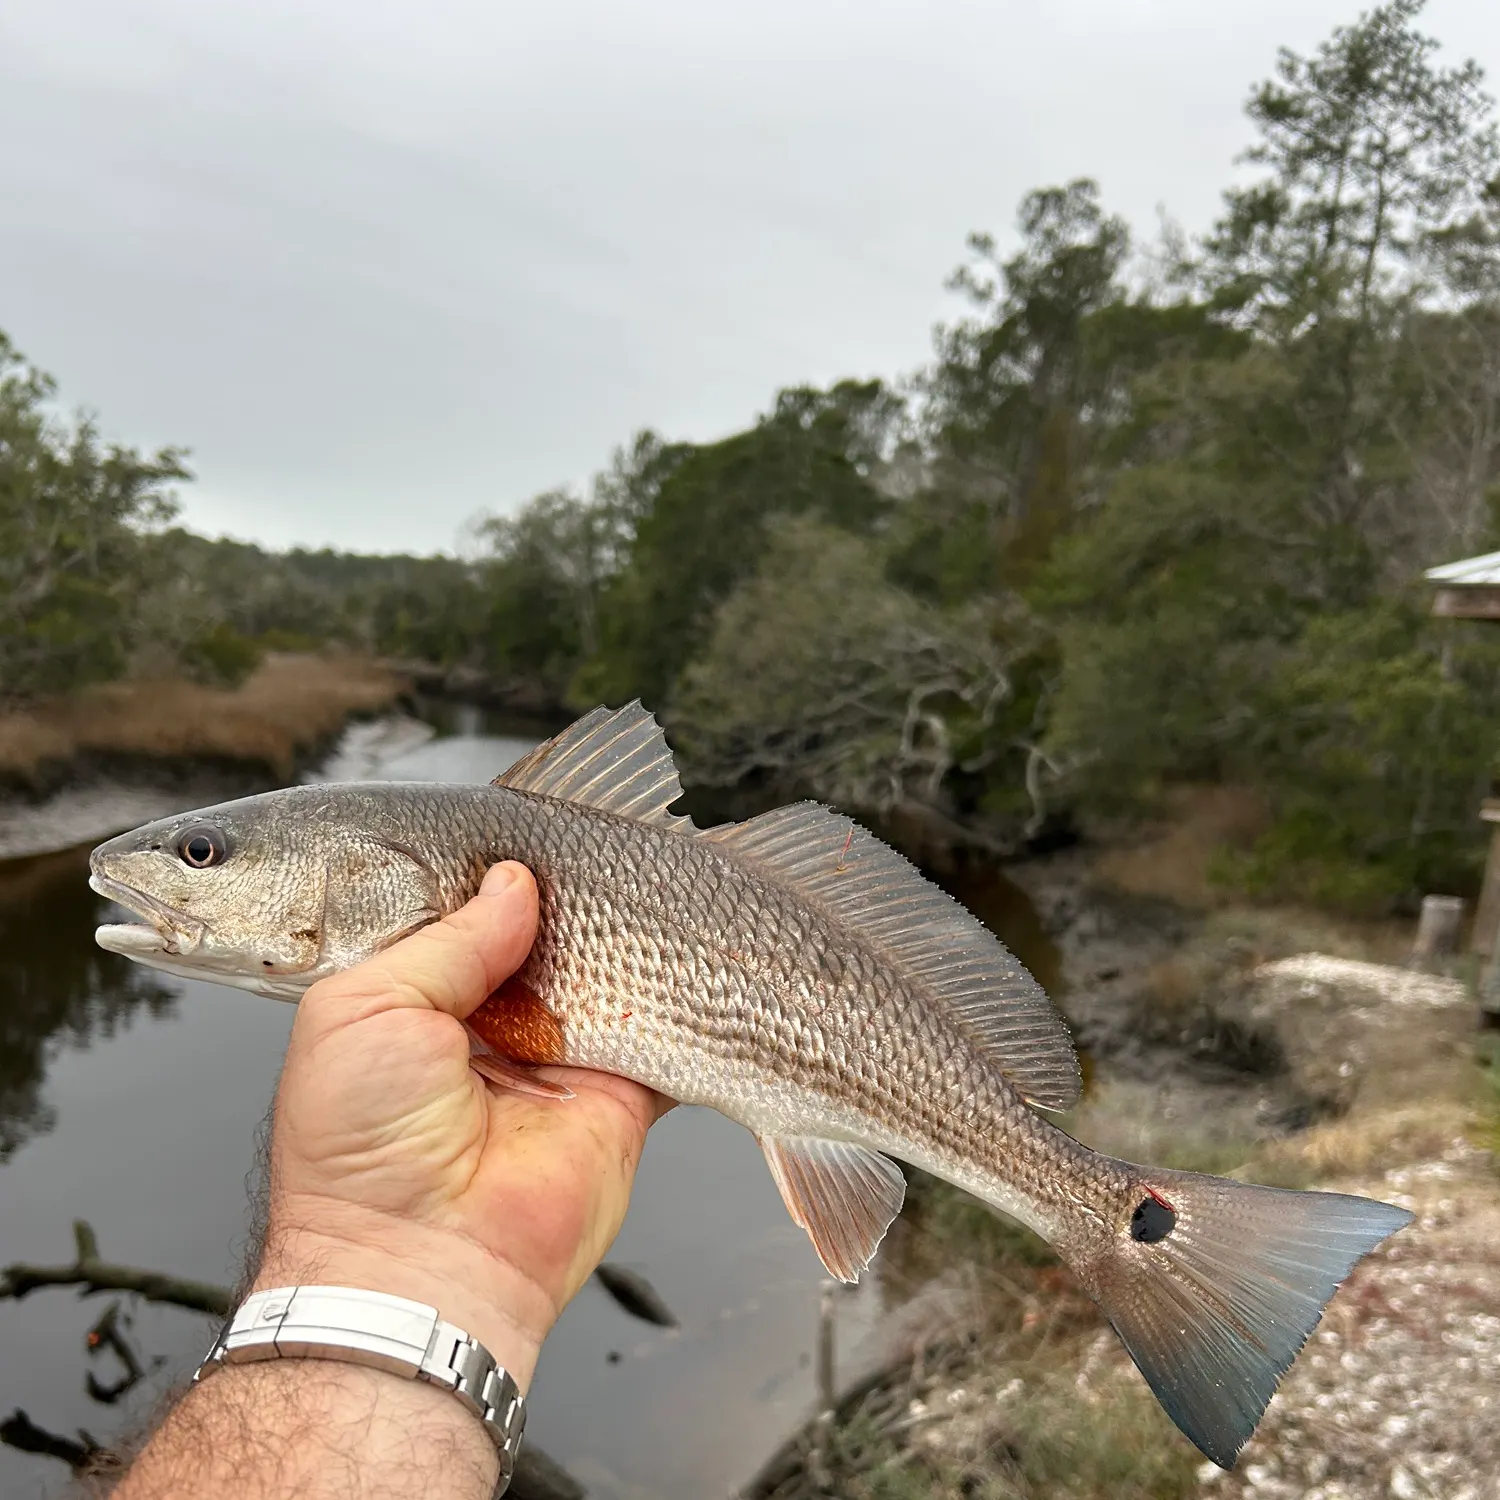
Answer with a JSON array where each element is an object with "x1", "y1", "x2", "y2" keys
[{"x1": 1076, "y1": 1163, "x2": 1412, "y2": 1469}]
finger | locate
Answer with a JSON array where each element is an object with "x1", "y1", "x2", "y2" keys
[{"x1": 306, "y1": 863, "x2": 539, "y2": 1026}]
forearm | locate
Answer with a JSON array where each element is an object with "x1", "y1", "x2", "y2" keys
[
  {"x1": 111, "y1": 1211, "x2": 548, "y2": 1500},
  {"x1": 112, "y1": 1360, "x2": 498, "y2": 1500}
]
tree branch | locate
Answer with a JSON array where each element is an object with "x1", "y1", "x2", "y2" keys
[{"x1": 0, "y1": 1221, "x2": 231, "y2": 1316}]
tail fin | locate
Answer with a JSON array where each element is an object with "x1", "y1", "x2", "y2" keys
[{"x1": 1074, "y1": 1162, "x2": 1412, "y2": 1469}]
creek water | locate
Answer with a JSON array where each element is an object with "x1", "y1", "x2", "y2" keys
[{"x1": 0, "y1": 707, "x2": 1056, "y2": 1499}]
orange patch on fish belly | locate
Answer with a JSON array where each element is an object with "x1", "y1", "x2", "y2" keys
[{"x1": 468, "y1": 977, "x2": 567, "y2": 1064}]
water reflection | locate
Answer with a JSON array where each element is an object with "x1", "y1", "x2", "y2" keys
[
  {"x1": 0, "y1": 711, "x2": 1064, "y2": 1500},
  {"x1": 0, "y1": 849, "x2": 174, "y2": 1161}
]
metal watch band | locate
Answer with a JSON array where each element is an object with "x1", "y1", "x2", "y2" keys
[{"x1": 194, "y1": 1286, "x2": 525, "y2": 1496}]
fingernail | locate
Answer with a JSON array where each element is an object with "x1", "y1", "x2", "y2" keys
[{"x1": 484, "y1": 861, "x2": 525, "y2": 895}]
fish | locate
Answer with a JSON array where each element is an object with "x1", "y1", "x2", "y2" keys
[{"x1": 88, "y1": 701, "x2": 1411, "y2": 1469}]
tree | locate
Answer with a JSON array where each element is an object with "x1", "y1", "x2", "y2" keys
[
  {"x1": 1202, "y1": 0, "x2": 1500, "y2": 579},
  {"x1": 1033, "y1": 4, "x2": 1500, "y2": 904},
  {"x1": 1208, "y1": 0, "x2": 1499, "y2": 328},
  {"x1": 904, "y1": 181, "x2": 1130, "y2": 597},
  {"x1": 671, "y1": 519, "x2": 1043, "y2": 821},
  {"x1": 0, "y1": 332, "x2": 188, "y2": 704},
  {"x1": 474, "y1": 432, "x2": 667, "y2": 693},
  {"x1": 581, "y1": 382, "x2": 897, "y2": 708}
]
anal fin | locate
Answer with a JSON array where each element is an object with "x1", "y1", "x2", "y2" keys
[{"x1": 760, "y1": 1136, "x2": 906, "y2": 1283}]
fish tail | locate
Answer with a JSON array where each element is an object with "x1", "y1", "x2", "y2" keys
[{"x1": 1068, "y1": 1161, "x2": 1411, "y2": 1469}]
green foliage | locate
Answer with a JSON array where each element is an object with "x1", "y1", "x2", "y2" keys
[
  {"x1": 1216, "y1": 606, "x2": 1500, "y2": 906},
  {"x1": 669, "y1": 519, "x2": 1043, "y2": 814},
  {"x1": 1031, "y1": 3, "x2": 1500, "y2": 904},
  {"x1": 474, "y1": 440, "x2": 654, "y2": 693},
  {"x1": 910, "y1": 181, "x2": 1131, "y2": 599},
  {"x1": 582, "y1": 382, "x2": 896, "y2": 707},
  {"x1": 177, "y1": 622, "x2": 263, "y2": 689},
  {"x1": 133, "y1": 530, "x2": 486, "y2": 675},
  {"x1": 0, "y1": 332, "x2": 188, "y2": 703}
]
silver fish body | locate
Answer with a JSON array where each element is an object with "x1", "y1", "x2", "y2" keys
[
  {"x1": 90, "y1": 703, "x2": 1412, "y2": 1469},
  {"x1": 465, "y1": 783, "x2": 1101, "y2": 1243}
]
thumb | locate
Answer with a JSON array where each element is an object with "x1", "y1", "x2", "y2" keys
[{"x1": 304, "y1": 862, "x2": 540, "y2": 1028}]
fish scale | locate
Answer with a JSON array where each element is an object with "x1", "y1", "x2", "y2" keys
[
  {"x1": 488, "y1": 785, "x2": 1122, "y2": 1228},
  {"x1": 89, "y1": 701, "x2": 1415, "y2": 1470}
]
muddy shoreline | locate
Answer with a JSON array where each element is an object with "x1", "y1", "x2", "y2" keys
[
  {"x1": 0, "y1": 739, "x2": 356, "y2": 864},
  {"x1": 738, "y1": 843, "x2": 1496, "y2": 1500},
  {"x1": 0, "y1": 681, "x2": 573, "y2": 864}
]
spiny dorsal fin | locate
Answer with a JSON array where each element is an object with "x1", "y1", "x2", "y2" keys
[
  {"x1": 709, "y1": 804, "x2": 1080, "y2": 1111},
  {"x1": 495, "y1": 702, "x2": 693, "y2": 831},
  {"x1": 759, "y1": 1135, "x2": 907, "y2": 1283}
]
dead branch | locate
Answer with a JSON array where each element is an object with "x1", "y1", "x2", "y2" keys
[
  {"x1": 0, "y1": 1409, "x2": 108, "y2": 1473},
  {"x1": 0, "y1": 1221, "x2": 230, "y2": 1316}
]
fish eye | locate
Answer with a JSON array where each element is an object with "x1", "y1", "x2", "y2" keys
[{"x1": 176, "y1": 824, "x2": 229, "y2": 870}]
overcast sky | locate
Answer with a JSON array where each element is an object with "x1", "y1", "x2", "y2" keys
[{"x1": 4, "y1": 1, "x2": 1499, "y2": 554}]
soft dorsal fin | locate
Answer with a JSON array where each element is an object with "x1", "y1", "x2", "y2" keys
[
  {"x1": 709, "y1": 804, "x2": 1080, "y2": 1111},
  {"x1": 759, "y1": 1134, "x2": 907, "y2": 1283},
  {"x1": 495, "y1": 703, "x2": 693, "y2": 832}
]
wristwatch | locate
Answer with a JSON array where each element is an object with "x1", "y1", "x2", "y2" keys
[{"x1": 195, "y1": 1285, "x2": 526, "y2": 1496}]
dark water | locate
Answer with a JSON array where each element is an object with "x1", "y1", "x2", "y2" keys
[{"x1": 0, "y1": 714, "x2": 1056, "y2": 1498}]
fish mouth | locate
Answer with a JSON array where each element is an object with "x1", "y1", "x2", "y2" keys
[{"x1": 89, "y1": 873, "x2": 207, "y2": 957}]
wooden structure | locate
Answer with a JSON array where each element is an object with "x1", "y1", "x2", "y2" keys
[
  {"x1": 1412, "y1": 893, "x2": 1465, "y2": 964},
  {"x1": 1426, "y1": 552, "x2": 1500, "y2": 1008},
  {"x1": 1429, "y1": 548, "x2": 1500, "y2": 622}
]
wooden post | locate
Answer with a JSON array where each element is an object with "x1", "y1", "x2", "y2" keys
[
  {"x1": 816, "y1": 1281, "x2": 837, "y2": 1415},
  {"x1": 1412, "y1": 895, "x2": 1465, "y2": 967},
  {"x1": 1425, "y1": 566, "x2": 1500, "y2": 1008},
  {"x1": 1470, "y1": 802, "x2": 1500, "y2": 958}
]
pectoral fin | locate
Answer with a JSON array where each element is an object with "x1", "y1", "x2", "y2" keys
[
  {"x1": 759, "y1": 1135, "x2": 906, "y2": 1282},
  {"x1": 469, "y1": 1051, "x2": 575, "y2": 1100}
]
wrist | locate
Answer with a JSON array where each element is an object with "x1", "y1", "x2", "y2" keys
[
  {"x1": 119, "y1": 1357, "x2": 498, "y2": 1500},
  {"x1": 255, "y1": 1195, "x2": 550, "y2": 1392}
]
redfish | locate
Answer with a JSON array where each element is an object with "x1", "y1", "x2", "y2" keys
[{"x1": 89, "y1": 702, "x2": 1410, "y2": 1467}]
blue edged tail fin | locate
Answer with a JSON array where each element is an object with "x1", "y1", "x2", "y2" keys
[{"x1": 1074, "y1": 1163, "x2": 1412, "y2": 1469}]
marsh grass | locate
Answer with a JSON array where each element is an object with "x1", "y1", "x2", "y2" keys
[
  {"x1": 0, "y1": 654, "x2": 405, "y2": 785},
  {"x1": 1251, "y1": 1102, "x2": 1475, "y2": 1183},
  {"x1": 890, "y1": 1171, "x2": 1057, "y2": 1286},
  {"x1": 1092, "y1": 785, "x2": 1269, "y2": 910},
  {"x1": 760, "y1": 1316, "x2": 1201, "y2": 1500},
  {"x1": 813, "y1": 1387, "x2": 1199, "y2": 1500},
  {"x1": 982, "y1": 1368, "x2": 1202, "y2": 1500},
  {"x1": 1465, "y1": 1032, "x2": 1500, "y2": 1162}
]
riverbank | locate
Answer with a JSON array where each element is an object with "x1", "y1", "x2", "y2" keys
[
  {"x1": 740, "y1": 845, "x2": 1500, "y2": 1500},
  {"x1": 0, "y1": 654, "x2": 408, "y2": 860}
]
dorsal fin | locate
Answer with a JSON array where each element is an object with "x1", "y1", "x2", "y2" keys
[
  {"x1": 495, "y1": 702, "x2": 693, "y2": 831},
  {"x1": 707, "y1": 804, "x2": 1080, "y2": 1111}
]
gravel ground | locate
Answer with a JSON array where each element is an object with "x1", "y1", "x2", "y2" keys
[{"x1": 1201, "y1": 1148, "x2": 1500, "y2": 1500}]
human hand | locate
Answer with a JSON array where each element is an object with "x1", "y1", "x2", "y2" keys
[{"x1": 253, "y1": 861, "x2": 672, "y2": 1390}]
